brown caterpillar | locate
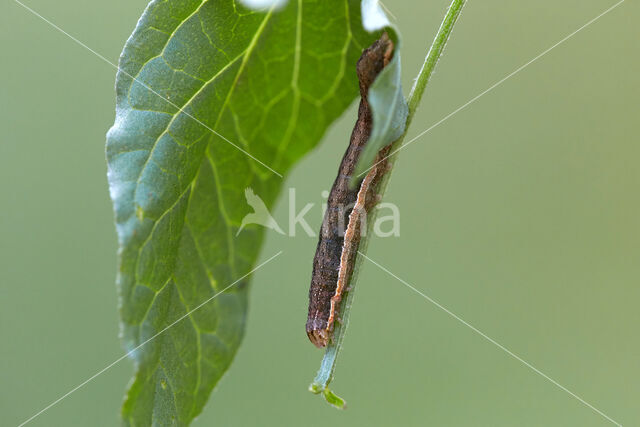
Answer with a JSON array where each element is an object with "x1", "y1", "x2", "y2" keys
[{"x1": 306, "y1": 33, "x2": 394, "y2": 348}]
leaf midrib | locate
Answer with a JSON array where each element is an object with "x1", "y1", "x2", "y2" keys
[
  {"x1": 131, "y1": 7, "x2": 275, "y2": 223},
  {"x1": 129, "y1": 7, "x2": 276, "y2": 311}
]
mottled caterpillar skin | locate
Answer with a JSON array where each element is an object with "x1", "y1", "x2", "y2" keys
[{"x1": 306, "y1": 34, "x2": 394, "y2": 348}]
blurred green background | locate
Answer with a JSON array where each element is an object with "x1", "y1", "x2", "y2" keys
[{"x1": 1, "y1": 0, "x2": 638, "y2": 425}]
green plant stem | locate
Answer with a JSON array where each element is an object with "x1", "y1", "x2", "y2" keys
[{"x1": 407, "y1": 0, "x2": 467, "y2": 125}]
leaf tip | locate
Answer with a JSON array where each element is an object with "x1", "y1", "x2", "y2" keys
[
  {"x1": 309, "y1": 382, "x2": 320, "y2": 394},
  {"x1": 323, "y1": 388, "x2": 347, "y2": 410},
  {"x1": 309, "y1": 383, "x2": 347, "y2": 409}
]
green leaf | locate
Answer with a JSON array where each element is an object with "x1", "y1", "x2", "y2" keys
[
  {"x1": 106, "y1": 0, "x2": 378, "y2": 424},
  {"x1": 352, "y1": 0, "x2": 408, "y2": 181}
]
